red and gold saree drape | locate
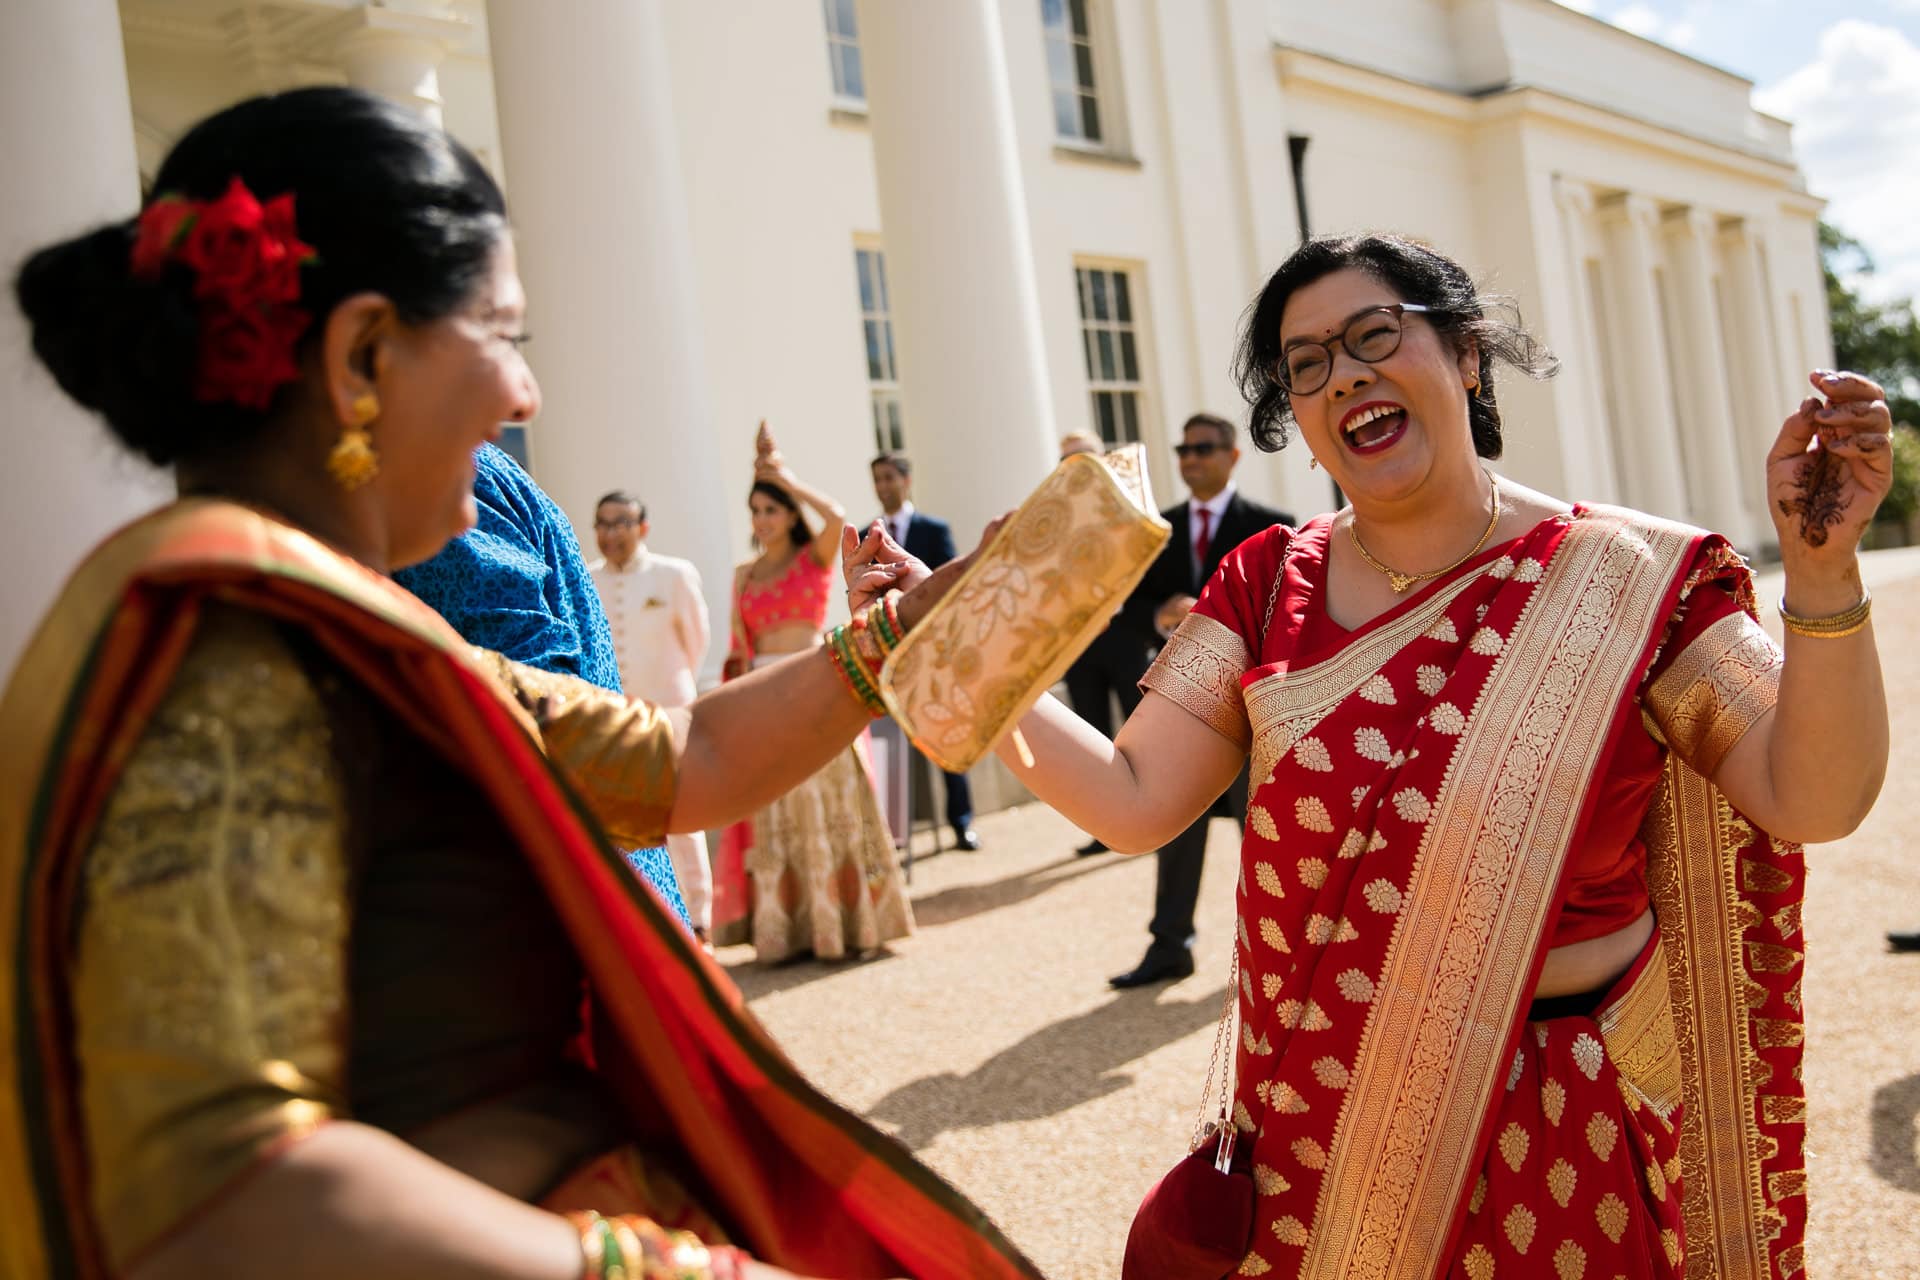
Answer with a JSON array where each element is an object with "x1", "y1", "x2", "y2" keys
[
  {"x1": 1145, "y1": 505, "x2": 1805, "y2": 1279},
  {"x1": 0, "y1": 500, "x2": 1037, "y2": 1280}
]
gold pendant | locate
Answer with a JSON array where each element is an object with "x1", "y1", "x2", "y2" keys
[{"x1": 1388, "y1": 571, "x2": 1416, "y2": 593}]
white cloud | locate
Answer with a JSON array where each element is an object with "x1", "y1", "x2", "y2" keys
[
  {"x1": 1612, "y1": 3, "x2": 1664, "y2": 37},
  {"x1": 1757, "y1": 20, "x2": 1920, "y2": 304}
]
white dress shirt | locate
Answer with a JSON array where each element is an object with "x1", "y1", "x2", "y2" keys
[
  {"x1": 589, "y1": 546, "x2": 709, "y2": 707},
  {"x1": 1187, "y1": 482, "x2": 1237, "y2": 586},
  {"x1": 880, "y1": 500, "x2": 917, "y2": 549}
]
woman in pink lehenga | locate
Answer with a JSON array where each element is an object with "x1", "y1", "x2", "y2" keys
[{"x1": 710, "y1": 429, "x2": 913, "y2": 962}]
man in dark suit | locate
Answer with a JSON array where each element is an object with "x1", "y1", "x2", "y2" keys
[
  {"x1": 871, "y1": 452, "x2": 980, "y2": 850},
  {"x1": 1110, "y1": 413, "x2": 1292, "y2": 987}
]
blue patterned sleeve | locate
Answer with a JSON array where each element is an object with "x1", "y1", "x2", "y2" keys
[{"x1": 396, "y1": 446, "x2": 690, "y2": 926}]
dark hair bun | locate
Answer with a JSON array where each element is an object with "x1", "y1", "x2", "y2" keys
[
  {"x1": 15, "y1": 223, "x2": 209, "y2": 466},
  {"x1": 13, "y1": 86, "x2": 507, "y2": 469}
]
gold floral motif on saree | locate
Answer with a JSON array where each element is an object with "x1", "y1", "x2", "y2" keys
[
  {"x1": 1644, "y1": 610, "x2": 1783, "y2": 777},
  {"x1": 1303, "y1": 510, "x2": 1694, "y2": 1279}
]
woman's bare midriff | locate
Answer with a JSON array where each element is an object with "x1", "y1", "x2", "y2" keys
[
  {"x1": 751, "y1": 621, "x2": 821, "y2": 657},
  {"x1": 1533, "y1": 907, "x2": 1654, "y2": 1000}
]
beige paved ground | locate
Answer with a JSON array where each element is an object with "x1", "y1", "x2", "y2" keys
[{"x1": 720, "y1": 555, "x2": 1920, "y2": 1280}]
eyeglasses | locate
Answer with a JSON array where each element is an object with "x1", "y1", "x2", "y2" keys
[
  {"x1": 1173, "y1": 442, "x2": 1226, "y2": 459},
  {"x1": 593, "y1": 518, "x2": 638, "y2": 530},
  {"x1": 1272, "y1": 304, "x2": 1440, "y2": 396}
]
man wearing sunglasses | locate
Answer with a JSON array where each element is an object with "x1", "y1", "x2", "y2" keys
[{"x1": 1108, "y1": 413, "x2": 1292, "y2": 988}]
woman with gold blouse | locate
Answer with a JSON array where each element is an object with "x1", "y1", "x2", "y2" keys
[{"x1": 1, "y1": 88, "x2": 1036, "y2": 1280}]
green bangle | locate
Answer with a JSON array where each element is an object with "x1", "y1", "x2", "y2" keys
[
  {"x1": 828, "y1": 625, "x2": 886, "y2": 716},
  {"x1": 596, "y1": 1217, "x2": 626, "y2": 1280}
]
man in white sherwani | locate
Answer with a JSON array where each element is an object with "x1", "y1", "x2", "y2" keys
[{"x1": 588, "y1": 490, "x2": 715, "y2": 940}]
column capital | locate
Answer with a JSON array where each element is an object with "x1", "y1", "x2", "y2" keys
[
  {"x1": 1595, "y1": 191, "x2": 1663, "y2": 230},
  {"x1": 330, "y1": 4, "x2": 470, "y2": 124},
  {"x1": 1551, "y1": 175, "x2": 1595, "y2": 215},
  {"x1": 1660, "y1": 205, "x2": 1718, "y2": 242}
]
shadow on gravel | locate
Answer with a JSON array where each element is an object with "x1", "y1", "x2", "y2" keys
[
  {"x1": 865, "y1": 983, "x2": 1231, "y2": 1149},
  {"x1": 907, "y1": 853, "x2": 1129, "y2": 928},
  {"x1": 1868, "y1": 1070, "x2": 1920, "y2": 1193},
  {"x1": 723, "y1": 943, "x2": 907, "y2": 1001}
]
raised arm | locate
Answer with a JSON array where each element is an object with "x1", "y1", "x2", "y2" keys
[
  {"x1": 754, "y1": 455, "x2": 847, "y2": 568},
  {"x1": 1707, "y1": 370, "x2": 1891, "y2": 843},
  {"x1": 995, "y1": 690, "x2": 1245, "y2": 853}
]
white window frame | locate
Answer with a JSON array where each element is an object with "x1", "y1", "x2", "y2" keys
[
  {"x1": 1041, "y1": 0, "x2": 1128, "y2": 155},
  {"x1": 822, "y1": 0, "x2": 865, "y2": 110},
  {"x1": 855, "y1": 240, "x2": 906, "y2": 454},
  {"x1": 1074, "y1": 260, "x2": 1150, "y2": 450}
]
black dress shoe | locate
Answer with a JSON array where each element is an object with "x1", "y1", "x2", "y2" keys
[
  {"x1": 1109, "y1": 949, "x2": 1195, "y2": 988},
  {"x1": 1888, "y1": 931, "x2": 1920, "y2": 953},
  {"x1": 1076, "y1": 837, "x2": 1108, "y2": 856},
  {"x1": 953, "y1": 827, "x2": 982, "y2": 851}
]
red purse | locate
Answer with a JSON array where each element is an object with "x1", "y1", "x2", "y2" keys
[{"x1": 1122, "y1": 958, "x2": 1256, "y2": 1280}]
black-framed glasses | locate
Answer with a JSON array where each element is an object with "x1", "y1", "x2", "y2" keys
[
  {"x1": 1272, "y1": 303, "x2": 1440, "y2": 395},
  {"x1": 593, "y1": 518, "x2": 638, "y2": 531},
  {"x1": 1173, "y1": 442, "x2": 1226, "y2": 459}
]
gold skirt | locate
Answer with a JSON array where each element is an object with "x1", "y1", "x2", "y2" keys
[{"x1": 742, "y1": 743, "x2": 913, "y2": 962}]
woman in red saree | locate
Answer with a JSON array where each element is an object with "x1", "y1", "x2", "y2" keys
[
  {"x1": 1000, "y1": 234, "x2": 1891, "y2": 1278},
  {"x1": 2, "y1": 88, "x2": 1036, "y2": 1280}
]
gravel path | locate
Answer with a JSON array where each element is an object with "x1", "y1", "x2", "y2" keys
[{"x1": 721, "y1": 556, "x2": 1920, "y2": 1279}]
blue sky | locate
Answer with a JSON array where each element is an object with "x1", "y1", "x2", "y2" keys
[{"x1": 1553, "y1": 0, "x2": 1920, "y2": 302}]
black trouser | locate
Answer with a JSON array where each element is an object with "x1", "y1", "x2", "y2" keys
[
  {"x1": 1064, "y1": 636, "x2": 1149, "y2": 739},
  {"x1": 942, "y1": 769, "x2": 973, "y2": 830},
  {"x1": 1147, "y1": 762, "x2": 1251, "y2": 955}
]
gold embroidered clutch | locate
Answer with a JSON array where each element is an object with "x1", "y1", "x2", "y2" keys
[{"x1": 879, "y1": 444, "x2": 1170, "y2": 773}]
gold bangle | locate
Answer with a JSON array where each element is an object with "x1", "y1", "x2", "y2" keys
[
  {"x1": 1784, "y1": 617, "x2": 1868, "y2": 639},
  {"x1": 1779, "y1": 590, "x2": 1871, "y2": 634}
]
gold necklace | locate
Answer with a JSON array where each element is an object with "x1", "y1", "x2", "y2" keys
[{"x1": 1346, "y1": 475, "x2": 1502, "y2": 593}]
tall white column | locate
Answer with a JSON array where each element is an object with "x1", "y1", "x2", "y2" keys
[
  {"x1": 1549, "y1": 177, "x2": 1622, "y2": 504},
  {"x1": 484, "y1": 0, "x2": 734, "y2": 684},
  {"x1": 335, "y1": 4, "x2": 463, "y2": 126},
  {"x1": 0, "y1": 0, "x2": 163, "y2": 683},
  {"x1": 1718, "y1": 218, "x2": 1790, "y2": 479},
  {"x1": 1594, "y1": 193, "x2": 1690, "y2": 520},
  {"x1": 1662, "y1": 207, "x2": 1756, "y2": 544},
  {"x1": 854, "y1": 0, "x2": 1057, "y2": 542}
]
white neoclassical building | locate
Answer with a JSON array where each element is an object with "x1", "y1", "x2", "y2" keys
[{"x1": 2, "y1": 0, "x2": 1831, "y2": 691}]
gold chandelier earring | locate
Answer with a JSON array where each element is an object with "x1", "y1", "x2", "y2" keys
[{"x1": 328, "y1": 392, "x2": 381, "y2": 490}]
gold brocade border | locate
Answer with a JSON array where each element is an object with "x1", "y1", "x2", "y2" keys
[
  {"x1": 1242, "y1": 565, "x2": 1494, "y2": 793},
  {"x1": 1596, "y1": 937, "x2": 1683, "y2": 1120},
  {"x1": 1644, "y1": 610, "x2": 1783, "y2": 778},
  {"x1": 1644, "y1": 759, "x2": 1779, "y2": 1280},
  {"x1": 1300, "y1": 509, "x2": 1699, "y2": 1279},
  {"x1": 1141, "y1": 613, "x2": 1253, "y2": 750}
]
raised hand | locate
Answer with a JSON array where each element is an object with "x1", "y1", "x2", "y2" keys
[
  {"x1": 1767, "y1": 370, "x2": 1894, "y2": 562},
  {"x1": 842, "y1": 519, "x2": 927, "y2": 615}
]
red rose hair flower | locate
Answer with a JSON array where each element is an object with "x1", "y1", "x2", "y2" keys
[{"x1": 130, "y1": 177, "x2": 319, "y2": 410}]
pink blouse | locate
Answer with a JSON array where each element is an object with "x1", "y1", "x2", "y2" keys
[{"x1": 735, "y1": 552, "x2": 832, "y2": 655}]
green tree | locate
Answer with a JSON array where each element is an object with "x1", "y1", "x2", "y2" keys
[
  {"x1": 1820, "y1": 223, "x2": 1920, "y2": 532},
  {"x1": 1819, "y1": 222, "x2": 1920, "y2": 426}
]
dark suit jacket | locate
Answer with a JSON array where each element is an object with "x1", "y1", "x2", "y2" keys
[
  {"x1": 1120, "y1": 490, "x2": 1294, "y2": 648},
  {"x1": 898, "y1": 511, "x2": 958, "y2": 571}
]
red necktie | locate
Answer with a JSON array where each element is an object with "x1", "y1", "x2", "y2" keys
[{"x1": 1193, "y1": 506, "x2": 1212, "y2": 573}]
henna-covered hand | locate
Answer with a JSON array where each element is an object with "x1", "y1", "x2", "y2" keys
[{"x1": 1766, "y1": 370, "x2": 1893, "y2": 562}]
